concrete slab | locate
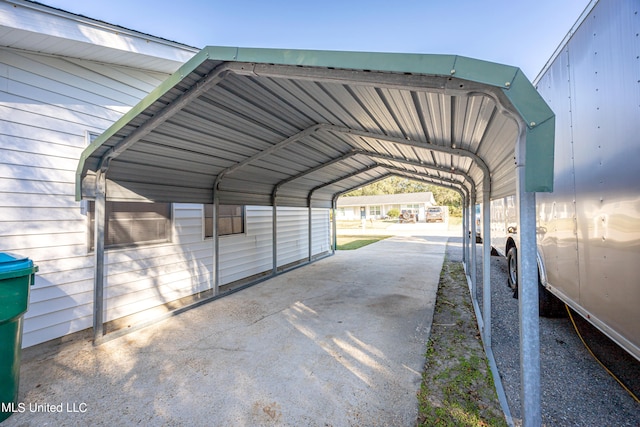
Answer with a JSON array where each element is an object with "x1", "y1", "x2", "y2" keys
[{"x1": 3, "y1": 235, "x2": 447, "y2": 426}]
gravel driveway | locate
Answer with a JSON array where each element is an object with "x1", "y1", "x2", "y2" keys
[{"x1": 447, "y1": 237, "x2": 639, "y2": 426}]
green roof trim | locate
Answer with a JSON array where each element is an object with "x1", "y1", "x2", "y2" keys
[
  {"x1": 503, "y1": 69, "x2": 555, "y2": 129},
  {"x1": 451, "y1": 55, "x2": 518, "y2": 88},
  {"x1": 525, "y1": 117, "x2": 555, "y2": 192},
  {"x1": 224, "y1": 46, "x2": 458, "y2": 76}
]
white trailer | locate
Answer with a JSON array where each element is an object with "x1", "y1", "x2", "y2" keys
[{"x1": 490, "y1": 0, "x2": 640, "y2": 361}]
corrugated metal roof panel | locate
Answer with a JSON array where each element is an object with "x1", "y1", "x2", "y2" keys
[{"x1": 77, "y1": 46, "x2": 555, "y2": 207}]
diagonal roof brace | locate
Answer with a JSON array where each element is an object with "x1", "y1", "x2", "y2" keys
[
  {"x1": 214, "y1": 122, "x2": 491, "y2": 201},
  {"x1": 322, "y1": 125, "x2": 491, "y2": 184},
  {"x1": 214, "y1": 123, "x2": 326, "y2": 190},
  {"x1": 309, "y1": 165, "x2": 387, "y2": 196},
  {"x1": 94, "y1": 62, "x2": 247, "y2": 173},
  {"x1": 379, "y1": 164, "x2": 471, "y2": 192},
  {"x1": 362, "y1": 152, "x2": 476, "y2": 188},
  {"x1": 270, "y1": 150, "x2": 369, "y2": 199}
]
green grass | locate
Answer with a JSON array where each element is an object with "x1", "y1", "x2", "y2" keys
[
  {"x1": 417, "y1": 257, "x2": 507, "y2": 427},
  {"x1": 336, "y1": 219, "x2": 396, "y2": 230},
  {"x1": 336, "y1": 235, "x2": 392, "y2": 250}
]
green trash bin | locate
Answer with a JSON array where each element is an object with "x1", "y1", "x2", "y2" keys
[{"x1": 0, "y1": 253, "x2": 38, "y2": 422}]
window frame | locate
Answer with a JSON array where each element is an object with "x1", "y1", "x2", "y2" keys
[
  {"x1": 204, "y1": 204, "x2": 246, "y2": 239},
  {"x1": 88, "y1": 201, "x2": 173, "y2": 251}
]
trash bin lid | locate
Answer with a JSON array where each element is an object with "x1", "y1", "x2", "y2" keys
[{"x1": 0, "y1": 252, "x2": 36, "y2": 280}]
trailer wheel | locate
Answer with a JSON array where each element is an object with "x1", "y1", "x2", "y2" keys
[
  {"x1": 539, "y1": 283, "x2": 567, "y2": 318},
  {"x1": 507, "y1": 246, "x2": 566, "y2": 317},
  {"x1": 506, "y1": 247, "x2": 518, "y2": 290}
]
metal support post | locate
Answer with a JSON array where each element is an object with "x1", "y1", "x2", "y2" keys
[
  {"x1": 516, "y1": 128, "x2": 541, "y2": 427},
  {"x1": 332, "y1": 198, "x2": 338, "y2": 253},
  {"x1": 213, "y1": 194, "x2": 220, "y2": 295},
  {"x1": 308, "y1": 199, "x2": 313, "y2": 262},
  {"x1": 462, "y1": 195, "x2": 468, "y2": 265},
  {"x1": 272, "y1": 199, "x2": 278, "y2": 274},
  {"x1": 93, "y1": 171, "x2": 106, "y2": 343},
  {"x1": 482, "y1": 189, "x2": 492, "y2": 347},
  {"x1": 470, "y1": 193, "x2": 477, "y2": 297}
]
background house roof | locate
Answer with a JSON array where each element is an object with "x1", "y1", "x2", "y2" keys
[{"x1": 337, "y1": 192, "x2": 436, "y2": 207}]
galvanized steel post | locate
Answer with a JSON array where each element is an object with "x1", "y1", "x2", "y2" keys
[
  {"x1": 482, "y1": 188, "x2": 492, "y2": 347},
  {"x1": 462, "y1": 194, "x2": 468, "y2": 265},
  {"x1": 516, "y1": 126, "x2": 541, "y2": 426},
  {"x1": 213, "y1": 194, "x2": 219, "y2": 295},
  {"x1": 308, "y1": 196, "x2": 313, "y2": 263},
  {"x1": 272, "y1": 199, "x2": 278, "y2": 275},
  {"x1": 470, "y1": 192, "x2": 477, "y2": 297},
  {"x1": 92, "y1": 171, "x2": 106, "y2": 343},
  {"x1": 332, "y1": 197, "x2": 338, "y2": 254}
]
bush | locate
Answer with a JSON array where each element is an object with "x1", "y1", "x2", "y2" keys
[{"x1": 387, "y1": 208, "x2": 399, "y2": 218}]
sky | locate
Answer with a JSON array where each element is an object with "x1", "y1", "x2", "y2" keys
[{"x1": 39, "y1": 0, "x2": 592, "y2": 80}]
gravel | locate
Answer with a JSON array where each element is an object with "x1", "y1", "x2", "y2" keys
[{"x1": 447, "y1": 237, "x2": 640, "y2": 426}]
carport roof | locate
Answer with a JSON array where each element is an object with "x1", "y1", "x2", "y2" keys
[{"x1": 76, "y1": 46, "x2": 555, "y2": 207}]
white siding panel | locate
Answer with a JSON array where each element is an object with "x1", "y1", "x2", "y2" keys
[
  {"x1": 2, "y1": 49, "x2": 147, "y2": 106},
  {"x1": 101, "y1": 204, "x2": 213, "y2": 323},
  {"x1": 0, "y1": 49, "x2": 222, "y2": 347},
  {"x1": 276, "y1": 207, "x2": 309, "y2": 268},
  {"x1": 219, "y1": 206, "x2": 273, "y2": 285},
  {"x1": 312, "y1": 208, "x2": 331, "y2": 256}
]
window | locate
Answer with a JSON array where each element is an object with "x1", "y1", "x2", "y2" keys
[
  {"x1": 88, "y1": 201, "x2": 172, "y2": 250},
  {"x1": 204, "y1": 204, "x2": 245, "y2": 237},
  {"x1": 403, "y1": 204, "x2": 421, "y2": 210},
  {"x1": 369, "y1": 206, "x2": 381, "y2": 216}
]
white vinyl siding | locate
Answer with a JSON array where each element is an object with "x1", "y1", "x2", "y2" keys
[
  {"x1": 219, "y1": 206, "x2": 273, "y2": 285},
  {"x1": 276, "y1": 207, "x2": 309, "y2": 268},
  {"x1": 101, "y1": 204, "x2": 213, "y2": 323},
  {"x1": 0, "y1": 48, "x2": 180, "y2": 347},
  {"x1": 312, "y1": 208, "x2": 331, "y2": 257}
]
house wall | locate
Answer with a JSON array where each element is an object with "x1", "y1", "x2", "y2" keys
[
  {"x1": 338, "y1": 203, "x2": 431, "y2": 221},
  {"x1": 218, "y1": 205, "x2": 273, "y2": 285},
  {"x1": 312, "y1": 208, "x2": 331, "y2": 256},
  {"x1": 337, "y1": 207, "x2": 359, "y2": 219},
  {"x1": 0, "y1": 48, "x2": 179, "y2": 347},
  {"x1": 276, "y1": 207, "x2": 309, "y2": 267},
  {"x1": 1, "y1": 48, "x2": 331, "y2": 347}
]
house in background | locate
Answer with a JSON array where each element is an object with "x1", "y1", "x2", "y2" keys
[
  {"x1": 336, "y1": 192, "x2": 437, "y2": 221},
  {"x1": 0, "y1": 0, "x2": 331, "y2": 347}
]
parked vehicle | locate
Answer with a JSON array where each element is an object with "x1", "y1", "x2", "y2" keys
[
  {"x1": 399, "y1": 209, "x2": 417, "y2": 223},
  {"x1": 490, "y1": 0, "x2": 639, "y2": 361},
  {"x1": 426, "y1": 206, "x2": 445, "y2": 223}
]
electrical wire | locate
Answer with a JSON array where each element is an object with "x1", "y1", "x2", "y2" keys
[{"x1": 565, "y1": 304, "x2": 640, "y2": 404}]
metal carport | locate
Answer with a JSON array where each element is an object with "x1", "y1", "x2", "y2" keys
[{"x1": 76, "y1": 46, "x2": 554, "y2": 426}]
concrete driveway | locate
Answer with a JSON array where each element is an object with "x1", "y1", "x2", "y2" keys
[{"x1": 3, "y1": 235, "x2": 446, "y2": 426}]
